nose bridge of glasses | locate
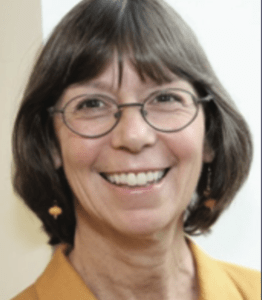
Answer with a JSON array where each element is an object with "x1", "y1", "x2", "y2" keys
[
  {"x1": 115, "y1": 102, "x2": 146, "y2": 119},
  {"x1": 118, "y1": 102, "x2": 144, "y2": 109}
]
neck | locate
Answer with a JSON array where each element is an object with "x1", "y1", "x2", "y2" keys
[{"x1": 68, "y1": 211, "x2": 198, "y2": 300}]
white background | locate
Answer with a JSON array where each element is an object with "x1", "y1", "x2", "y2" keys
[{"x1": 41, "y1": 0, "x2": 261, "y2": 270}]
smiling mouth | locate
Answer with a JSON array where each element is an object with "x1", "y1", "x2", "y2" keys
[{"x1": 100, "y1": 168, "x2": 170, "y2": 188}]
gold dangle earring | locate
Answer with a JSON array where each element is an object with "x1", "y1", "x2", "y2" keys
[
  {"x1": 48, "y1": 200, "x2": 63, "y2": 219},
  {"x1": 203, "y1": 166, "x2": 216, "y2": 210}
]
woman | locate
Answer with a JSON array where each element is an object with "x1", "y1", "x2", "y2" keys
[{"x1": 12, "y1": 0, "x2": 260, "y2": 299}]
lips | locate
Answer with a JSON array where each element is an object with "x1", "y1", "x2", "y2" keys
[{"x1": 100, "y1": 168, "x2": 170, "y2": 187}]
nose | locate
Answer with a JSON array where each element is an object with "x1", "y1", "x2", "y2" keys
[{"x1": 111, "y1": 105, "x2": 157, "y2": 153}]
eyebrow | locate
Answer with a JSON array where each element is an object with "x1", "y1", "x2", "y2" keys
[
  {"x1": 77, "y1": 74, "x2": 190, "y2": 100},
  {"x1": 85, "y1": 78, "x2": 180, "y2": 92}
]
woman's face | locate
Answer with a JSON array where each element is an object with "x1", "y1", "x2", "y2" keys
[{"x1": 54, "y1": 59, "x2": 213, "y2": 236}]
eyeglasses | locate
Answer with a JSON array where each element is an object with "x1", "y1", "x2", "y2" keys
[{"x1": 48, "y1": 88, "x2": 213, "y2": 138}]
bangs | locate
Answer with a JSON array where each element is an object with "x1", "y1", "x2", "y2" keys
[{"x1": 57, "y1": 0, "x2": 211, "y2": 90}]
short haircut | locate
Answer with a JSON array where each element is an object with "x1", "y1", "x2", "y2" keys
[{"x1": 12, "y1": 0, "x2": 252, "y2": 245}]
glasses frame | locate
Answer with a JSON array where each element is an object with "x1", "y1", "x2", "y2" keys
[{"x1": 48, "y1": 89, "x2": 213, "y2": 138}]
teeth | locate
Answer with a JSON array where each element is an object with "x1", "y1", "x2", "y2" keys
[
  {"x1": 119, "y1": 174, "x2": 127, "y2": 184},
  {"x1": 137, "y1": 173, "x2": 147, "y2": 186},
  {"x1": 147, "y1": 172, "x2": 154, "y2": 181},
  {"x1": 104, "y1": 170, "x2": 166, "y2": 187},
  {"x1": 114, "y1": 174, "x2": 120, "y2": 184},
  {"x1": 127, "y1": 173, "x2": 136, "y2": 186},
  {"x1": 109, "y1": 175, "x2": 115, "y2": 183}
]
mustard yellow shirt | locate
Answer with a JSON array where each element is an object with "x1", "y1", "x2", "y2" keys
[{"x1": 12, "y1": 239, "x2": 261, "y2": 300}]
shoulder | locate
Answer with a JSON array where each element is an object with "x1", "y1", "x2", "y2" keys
[
  {"x1": 187, "y1": 237, "x2": 261, "y2": 299},
  {"x1": 217, "y1": 259, "x2": 261, "y2": 296},
  {"x1": 11, "y1": 244, "x2": 96, "y2": 300},
  {"x1": 11, "y1": 285, "x2": 38, "y2": 300}
]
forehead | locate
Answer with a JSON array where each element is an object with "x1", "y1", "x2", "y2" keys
[{"x1": 61, "y1": 58, "x2": 196, "y2": 101}]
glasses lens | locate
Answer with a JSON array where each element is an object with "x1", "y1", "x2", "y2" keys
[
  {"x1": 62, "y1": 89, "x2": 199, "y2": 137},
  {"x1": 64, "y1": 95, "x2": 118, "y2": 137},
  {"x1": 144, "y1": 89, "x2": 198, "y2": 131}
]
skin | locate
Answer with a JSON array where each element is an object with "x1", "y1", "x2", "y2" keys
[{"x1": 54, "y1": 58, "x2": 214, "y2": 300}]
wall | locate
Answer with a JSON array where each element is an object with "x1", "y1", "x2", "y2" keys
[
  {"x1": 1, "y1": 0, "x2": 260, "y2": 299},
  {"x1": 0, "y1": 1, "x2": 52, "y2": 299}
]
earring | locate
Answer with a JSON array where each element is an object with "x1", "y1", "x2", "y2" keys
[
  {"x1": 48, "y1": 200, "x2": 62, "y2": 219},
  {"x1": 203, "y1": 166, "x2": 216, "y2": 210}
]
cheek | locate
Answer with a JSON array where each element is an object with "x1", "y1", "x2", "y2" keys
[
  {"x1": 166, "y1": 125, "x2": 205, "y2": 162},
  {"x1": 64, "y1": 140, "x2": 95, "y2": 167},
  {"x1": 56, "y1": 127, "x2": 107, "y2": 172},
  {"x1": 165, "y1": 123, "x2": 206, "y2": 205}
]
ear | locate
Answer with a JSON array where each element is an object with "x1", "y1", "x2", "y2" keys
[
  {"x1": 203, "y1": 139, "x2": 215, "y2": 163},
  {"x1": 52, "y1": 147, "x2": 62, "y2": 169}
]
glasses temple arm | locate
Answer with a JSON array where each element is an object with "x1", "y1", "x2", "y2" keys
[
  {"x1": 199, "y1": 87, "x2": 215, "y2": 103},
  {"x1": 47, "y1": 107, "x2": 64, "y2": 115}
]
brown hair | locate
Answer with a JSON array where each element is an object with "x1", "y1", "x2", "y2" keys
[{"x1": 12, "y1": 0, "x2": 252, "y2": 245}]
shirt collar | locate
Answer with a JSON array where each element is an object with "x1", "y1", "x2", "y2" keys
[
  {"x1": 34, "y1": 238, "x2": 243, "y2": 300},
  {"x1": 35, "y1": 244, "x2": 97, "y2": 300},
  {"x1": 187, "y1": 238, "x2": 243, "y2": 300}
]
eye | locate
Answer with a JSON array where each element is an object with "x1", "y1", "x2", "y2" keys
[
  {"x1": 75, "y1": 98, "x2": 106, "y2": 110},
  {"x1": 154, "y1": 93, "x2": 183, "y2": 103},
  {"x1": 148, "y1": 91, "x2": 186, "y2": 107},
  {"x1": 66, "y1": 95, "x2": 117, "y2": 119},
  {"x1": 145, "y1": 90, "x2": 195, "y2": 114}
]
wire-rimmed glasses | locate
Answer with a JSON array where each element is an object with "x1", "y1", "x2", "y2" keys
[{"x1": 48, "y1": 88, "x2": 213, "y2": 138}]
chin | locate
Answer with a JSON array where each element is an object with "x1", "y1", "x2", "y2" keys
[{"x1": 113, "y1": 209, "x2": 178, "y2": 237}]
